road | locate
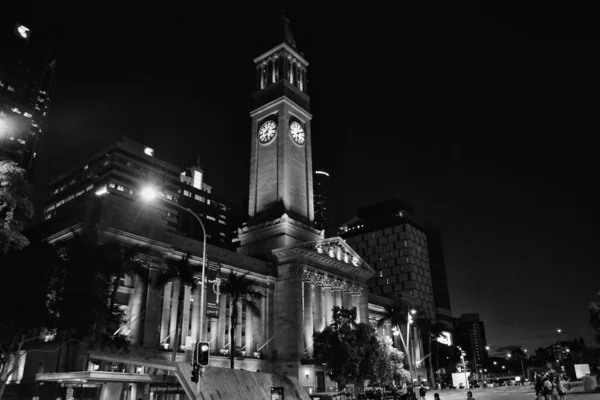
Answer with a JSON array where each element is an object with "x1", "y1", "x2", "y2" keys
[{"x1": 423, "y1": 385, "x2": 535, "y2": 400}]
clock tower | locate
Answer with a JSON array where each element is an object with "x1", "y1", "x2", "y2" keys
[{"x1": 239, "y1": 16, "x2": 322, "y2": 257}]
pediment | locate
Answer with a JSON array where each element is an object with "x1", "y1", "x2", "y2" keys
[{"x1": 271, "y1": 237, "x2": 374, "y2": 280}]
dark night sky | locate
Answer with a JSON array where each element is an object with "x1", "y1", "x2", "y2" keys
[{"x1": 8, "y1": 2, "x2": 599, "y2": 352}]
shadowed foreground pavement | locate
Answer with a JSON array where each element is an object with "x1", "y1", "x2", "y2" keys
[{"x1": 422, "y1": 384, "x2": 597, "y2": 400}]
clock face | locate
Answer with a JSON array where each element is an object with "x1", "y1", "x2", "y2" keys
[
  {"x1": 290, "y1": 121, "x2": 305, "y2": 145},
  {"x1": 258, "y1": 120, "x2": 277, "y2": 144}
]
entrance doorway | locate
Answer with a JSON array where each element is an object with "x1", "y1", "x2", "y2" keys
[{"x1": 316, "y1": 371, "x2": 326, "y2": 392}]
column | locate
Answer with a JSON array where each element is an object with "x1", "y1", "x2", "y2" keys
[
  {"x1": 209, "y1": 318, "x2": 218, "y2": 349},
  {"x1": 323, "y1": 287, "x2": 333, "y2": 326},
  {"x1": 159, "y1": 281, "x2": 172, "y2": 345},
  {"x1": 333, "y1": 290, "x2": 342, "y2": 308},
  {"x1": 190, "y1": 287, "x2": 200, "y2": 344},
  {"x1": 128, "y1": 275, "x2": 145, "y2": 344},
  {"x1": 260, "y1": 293, "x2": 267, "y2": 355},
  {"x1": 236, "y1": 302, "x2": 243, "y2": 350},
  {"x1": 342, "y1": 291, "x2": 351, "y2": 309},
  {"x1": 351, "y1": 295, "x2": 360, "y2": 323},
  {"x1": 217, "y1": 293, "x2": 227, "y2": 350},
  {"x1": 359, "y1": 295, "x2": 369, "y2": 324},
  {"x1": 143, "y1": 270, "x2": 161, "y2": 347},
  {"x1": 181, "y1": 285, "x2": 191, "y2": 349},
  {"x1": 169, "y1": 280, "x2": 181, "y2": 349},
  {"x1": 303, "y1": 281, "x2": 314, "y2": 358},
  {"x1": 313, "y1": 285, "x2": 323, "y2": 332},
  {"x1": 245, "y1": 306, "x2": 254, "y2": 354}
]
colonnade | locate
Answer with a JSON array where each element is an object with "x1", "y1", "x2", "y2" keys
[
  {"x1": 291, "y1": 267, "x2": 368, "y2": 358},
  {"x1": 256, "y1": 53, "x2": 307, "y2": 92}
]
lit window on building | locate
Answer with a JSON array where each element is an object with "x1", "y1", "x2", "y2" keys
[
  {"x1": 193, "y1": 170, "x2": 203, "y2": 190},
  {"x1": 184, "y1": 190, "x2": 191, "y2": 197},
  {"x1": 11, "y1": 107, "x2": 21, "y2": 114},
  {"x1": 8, "y1": 86, "x2": 15, "y2": 92},
  {"x1": 206, "y1": 215, "x2": 216, "y2": 221},
  {"x1": 218, "y1": 220, "x2": 226, "y2": 225},
  {"x1": 117, "y1": 185, "x2": 124, "y2": 191},
  {"x1": 144, "y1": 147, "x2": 154, "y2": 156},
  {"x1": 109, "y1": 183, "x2": 115, "y2": 188},
  {"x1": 166, "y1": 194, "x2": 173, "y2": 200}
]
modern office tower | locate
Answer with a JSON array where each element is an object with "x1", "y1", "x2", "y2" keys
[
  {"x1": 313, "y1": 170, "x2": 332, "y2": 237},
  {"x1": 455, "y1": 313, "x2": 488, "y2": 369},
  {"x1": 41, "y1": 137, "x2": 232, "y2": 247},
  {"x1": 426, "y1": 224, "x2": 453, "y2": 329},
  {"x1": 0, "y1": 19, "x2": 55, "y2": 176},
  {"x1": 340, "y1": 198, "x2": 436, "y2": 319}
]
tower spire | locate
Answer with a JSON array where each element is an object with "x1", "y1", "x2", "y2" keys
[{"x1": 280, "y1": 14, "x2": 297, "y2": 49}]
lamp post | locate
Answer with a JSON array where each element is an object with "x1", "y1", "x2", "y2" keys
[{"x1": 140, "y1": 186, "x2": 208, "y2": 346}]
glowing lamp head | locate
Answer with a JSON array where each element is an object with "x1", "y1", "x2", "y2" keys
[
  {"x1": 200, "y1": 344, "x2": 209, "y2": 352},
  {"x1": 140, "y1": 186, "x2": 158, "y2": 201},
  {"x1": 410, "y1": 309, "x2": 417, "y2": 315}
]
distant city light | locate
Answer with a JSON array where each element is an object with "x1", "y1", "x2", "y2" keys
[{"x1": 15, "y1": 23, "x2": 30, "y2": 40}]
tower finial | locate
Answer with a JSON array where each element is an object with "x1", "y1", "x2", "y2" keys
[{"x1": 280, "y1": 14, "x2": 297, "y2": 49}]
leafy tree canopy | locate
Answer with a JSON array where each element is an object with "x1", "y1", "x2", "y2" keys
[
  {"x1": 0, "y1": 161, "x2": 34, "y2": 253},
  {"x1": 314, "y1": 307, "x2": 408, "y2": 392}
]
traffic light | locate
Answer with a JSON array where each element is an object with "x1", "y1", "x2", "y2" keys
[
  {"x1": 195, "y1": 342, "x2": 210, "y2": 367},
  {"x1": 407, "y1": 314, "x2": 414, "y2": 325},
  {"x1": 191, "y1": 365, "x2": 199, "y2": 383}
]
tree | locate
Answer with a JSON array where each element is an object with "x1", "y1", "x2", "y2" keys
[
  {"x1": 589, "y1": 290, "x2": 600, "y2": 345},
  {"x1": 53, "y1": 235, "x2": 131, "y2": 356},
  {"x1": 376, "y1": 304, "x2": 413, "y2": 380},
  {"x1": 155, "y1": 253, "x2": 199, "y2": 361},
  {"x1": 0, "y1": 240, "x2": 58, "y2": 399},
  {"x1": 219, "y1": 272, "x2": 263, "y2": 369},
  {"x1": 314, "y1": 307, "x2": 396, "y2": 394},
  {"x1": 96, "y1": 241, "x2": 148, "y2": 327},
  {"x1": 0, "y1": 161, "x2": 34, "y2": 254}
]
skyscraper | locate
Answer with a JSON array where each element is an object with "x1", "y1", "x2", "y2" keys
[
  {"x1": 455, "y1": 313, "x2": 488, "y2": 369},
  {"x1": 41, "y1": 137, "x2": 232, "y2": 247},
  {"x1": 0, "y1": 19, "x2": 55, "y2": 176},
  {"x1": 426, "y1": 224, "x2": 453, "y2": 329},
  {"x1": 313, "y1": 170, "x2": 332, "y2": 237},
  {"x1": 339, "y1": 198, "x2": 436, "y2": 319}
]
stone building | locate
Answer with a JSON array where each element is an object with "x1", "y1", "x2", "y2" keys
[{"x1": 14, "y1": 17, "x2": 387, "y2": 400}]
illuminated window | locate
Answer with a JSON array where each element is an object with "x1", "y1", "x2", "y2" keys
[
  {"x1": 8, "y1": 86, "x2": 15, "y2": 92},
  {"x1": 206, "y1": 215, "x2": 216, "y2": 221},
  {"x1": 194, "y1": 194, "x2": 205, "y2": 202},
  {"x1": 183, "y1": 190, "x2": 191, "y2": 197},
  {"x1": 144, "y1": 147, "x2": 154, "y2": 156},
  {"x1": 166, "y1": 194, "x2": 173, "y2": 200},
  {"x1": 218, "y1": 220, "x2": 226, "y2": 225},
  {"x1": 109, "y1": 183, "x2": 115, "y2": 188},
  {"x1": 192, "y1": 170, "x2": 202, "y2": 190},
  {"x1": 11, "y1": 107, "x2": 21, "y2": 114},
  {"x1": 117, "y1": 185, "x2": 124, "y2": 191}
]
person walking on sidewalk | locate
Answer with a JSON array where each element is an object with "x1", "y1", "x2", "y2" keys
[{"x1": 419, "y1": 384, "x2": 427, "y2": 400}]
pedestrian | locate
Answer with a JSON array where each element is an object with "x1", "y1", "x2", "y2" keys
[
  {"x1": 557, "y1": 374, "x2": 567, "y2": 400},
  {"x1": 466, "y1": 391, "x2": 474, "y2": 399},
  {"x1": 419, "y1": 383, "x2": 427, "y2": 400},
  {"x1": 434, "y1": 394, "x2": 441, "y2": 400}
]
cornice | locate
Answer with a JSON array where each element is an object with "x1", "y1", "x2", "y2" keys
[
  {"x1": 288, "y1": 265, "x2": 366, "y2": 296},
  {"x1": 272, "y1": 237, "x2": 375, "y2": 280}
]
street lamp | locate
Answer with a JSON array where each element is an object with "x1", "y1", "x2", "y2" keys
[{"x1": 140, "y1": 185, "x2": 208, "y2": 347}]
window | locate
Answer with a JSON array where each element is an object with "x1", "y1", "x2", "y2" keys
[
  {"x1": 193, "y1": 170, "x2": 202, "y2": 190},
  {"x1": 219, "y1": 214, "x2": 226, "y2": 220},
  {"x1": 166, "y1": 194, "x2": 173, "y2": 200},
  {"x1": 218, "y1": 220, "x2": 226, "y2": 225},
  {"x1": 117, "y1": 185, "x2": 124, "y2": 191},
  {"x1": 109, "y1": 183, "x2": 115, "y2": 188},
  {"x1": 194, "y1": 194, "x2": 205, "y2": 202},
  {"x1": 206, "y1": 215, "x2": 216, "y2": 221},
  {"x1": 8, "y1": 86, "x2": 15, "y2": 92},
  {"x1": 183, "y1": 190, "x2": 191, "y2": 197}
]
